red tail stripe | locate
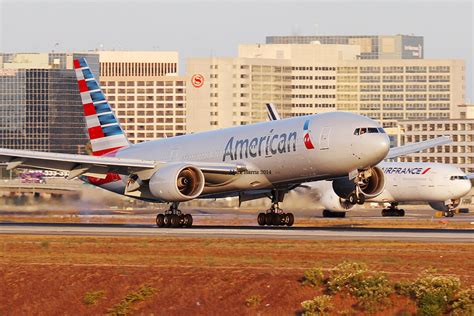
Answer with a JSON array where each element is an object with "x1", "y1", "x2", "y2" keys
[
  {"x1": 92, "y1": 146, "x2": 123, "y2": 157},
  {"x1": 73, "y1": 59, "x2": 81, "y2": 69},
  {"x1": 83, "y1": 103, "x2": 96, "y2": 116},
  {"x1": 88, "y1": 126, "x2": 104, "y2": 140},
  {"x1": 77, "y1": 80, "x2": 88, "y2": 93}
]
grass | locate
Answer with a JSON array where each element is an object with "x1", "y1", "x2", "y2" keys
[
  {"x1": 83, "y1": 290, "x2": 105, "y2": 306},
  {"x1": 107, "y1": 284, "x2": 156, "y2": 315}
]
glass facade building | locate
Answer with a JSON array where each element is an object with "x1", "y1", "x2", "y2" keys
[
  {"x1": 0, "y1": 53, "x2": 99, "y2": 154},
  {"x1": 266, "y1": 35, "x2": 424, "y2": 60}
]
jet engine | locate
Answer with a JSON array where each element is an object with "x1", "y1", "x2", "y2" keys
[
  {"x1": 149, "y1": 164, "x2": 205, "y2": 202},
  {"x1": 332, "y1": 166, "x2": 385, "y2": 199},
  {"x1": 320, "y1": 188, "x2": 355, "y2": 212}
]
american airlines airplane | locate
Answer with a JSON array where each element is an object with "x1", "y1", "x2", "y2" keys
[
  {"x1": 0, "y1": 58, "x2": 441, "y2": 228},
  {"x1": 266, "y1": 104, "x2": 471, "y2": 218}
]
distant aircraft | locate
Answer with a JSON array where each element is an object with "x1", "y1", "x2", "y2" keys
[
  {"x1": 266, "y1": 104, "x2": 471, "y2": 218},
  {"x1": 306, "y1": 162, "x2": 471, "y2": 218},
  {"x1": 0, "y1": 58, "x2": 392, "y2": 228}
]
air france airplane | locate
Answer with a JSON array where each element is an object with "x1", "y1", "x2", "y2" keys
[
  {"x1": 0, "y1": 58, "x2": 394, "y2": 228},
  {"x1": 265, "y1": 104, "x2": 471, "y2": 218},
  {"x1": 309, "y1": 162, "x2": 471, "y2": 218}
]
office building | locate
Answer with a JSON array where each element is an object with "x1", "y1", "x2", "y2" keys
[
  {"x1": 266, "y1": 34, "x2": 424, "y2": 59},
  {"x1": 98, "y1": 51, "x2": 186, "y2": 142},
  {"x1": 186, "y1": 57, "x2": 293, "y2": 133},
  {"x1": 0, "y1": 52, "x2": 98, "y2": 154},
  {"x1": 398, "y1": 119, "x2": 474, "y2": 172}
]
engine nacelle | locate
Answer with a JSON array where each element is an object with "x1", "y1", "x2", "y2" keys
[
  {"x1": 332, "y1": 166, "x2": 385, "y2": 199},
  {"x1": 429, "y1": 199, "x2": 461, "y2": 212},
  {"x1": 149, "y1": 164, "x2": 205, "y2": 202},
  {"x1": 320, "y1": 188, "x2": 355, "y2": 212}
]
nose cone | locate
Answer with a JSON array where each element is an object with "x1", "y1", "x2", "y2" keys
[
  {"x1": 360, "y1": 133, "x2": 390, "y2": 167},
  {"x1": 456, "y1": 180, "x2": 472, "y2": 198}
]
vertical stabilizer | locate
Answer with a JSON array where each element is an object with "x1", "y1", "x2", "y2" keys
[{"x1": 73, "y1": 57, "x2": 130, "y2": 156}]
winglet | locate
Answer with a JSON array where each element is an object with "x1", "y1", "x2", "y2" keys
[{"x1": 73, "y1": 57, "x2": 130, "y2": 156}]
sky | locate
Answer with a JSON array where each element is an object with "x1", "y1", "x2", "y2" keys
[{"x1": 1, "y1": 0, "x2": 473, "y2": 99}]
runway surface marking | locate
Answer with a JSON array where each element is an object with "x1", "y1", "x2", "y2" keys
[{"x1": 1, "y1": 223, "x2": 473, "y2": 242}]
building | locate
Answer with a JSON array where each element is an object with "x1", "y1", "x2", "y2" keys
[
  {"x1": 98, "y1": 51, "x2": 186, "y2": 142},
  {"x1": 266, "y1": 34, "x2": 424, "y2": 59},
  {"x1": 238, "y1": 44, "x2": 465, "y2": 144},
  {"x1": 239, "y1": 44, "x2": 360, "y2": 117},
  {"x1": 0, "y1": 52, "x2": 98, "y2": 154},
  {"x1": 186, "y1": 57, "x2": 293, "y2": 133},
  {"x1": 398, "y1": 119, "x2": 474, "y2": 172}
]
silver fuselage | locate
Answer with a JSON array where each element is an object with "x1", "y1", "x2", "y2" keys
[{"x1": 107, "y1": 112, "x2": 389, "y2": 198}]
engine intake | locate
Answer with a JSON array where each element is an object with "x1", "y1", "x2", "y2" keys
[
  {"x1": 149, "y1": 164, "x2": 205, "y2": 202},
  {"x1": 333, "y1": 166, "x2": 385, "y2": 199}
]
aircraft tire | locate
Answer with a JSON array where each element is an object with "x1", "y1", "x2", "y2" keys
[
  {"x1": 170, "y1": 214, "x2": 181, "y2": 228},
  {"x1": 398, "y1": 209, "x2": 405, "y2": 217},
  {"x1": 156, "y1": 214, "x2": 165, "y2": 228},
  {"x1": 286, "y1": 213, "x2": 294, "y2": 227},
  {"x1": 183, "y1": 214, "x2": 193, "y2": 228},
  {"x1": 265, "y1": 213, "x2": 273, "y2": 226},
  {"x1": 272, "y1": 213, "x2": 281, "y2": 226},
  {"x1": 163, "y1": 214, "x2": 172, "y2": 227},
  {"x1": 257, "y1": 213, "x2": 266, "y2": 226},
  {"x1": 356, "y1": 194, "x2": 365, "y2": 205},
  {"x1": 348, "y1": 193, "x2": 357, "y2": 205}
]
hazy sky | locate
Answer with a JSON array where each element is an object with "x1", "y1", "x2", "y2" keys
[{"x1": 1, "y1": 0, "x2": 473, "y2": 99}]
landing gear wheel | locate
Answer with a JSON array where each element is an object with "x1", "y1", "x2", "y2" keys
[
  {"x1": 163, "y1": 214, "x2": 172, "y2": 227},
  {"x1": 156, "y1": 214, "x2": 165, "y2": 228},
  {"x1": 272, "y1": 213, "x2": 282, "y2": 226},
  {"x1": 257, "y1": 213, "x2": 266, "y2": 226},
  {"x1": 265, "y1": 213, "x2": 273, "y2": 226},
  {"x1": 444, "y1": 210, "x2": 455, "y2": 217},
  {"x1": 183, "y1": 214, "x2": 193, "y2": 228},
  {"x1": 348, "y1": 193, "x2": 358, "y2": 205},
  {"x1": 356, "y1": 194, "x2": 365, "y2": 205},
  {"x1": 285, "y1": 213, "x2": 294, "y2": 227},
  {"x1": 170, "y1": 214, "x2": 181, "y2": 228},
  {"x1": 397, "y1": 209, "x2": 405, "y2": 217}
]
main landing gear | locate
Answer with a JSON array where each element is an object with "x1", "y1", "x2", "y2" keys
[
  {"x1": 257, "y1": 190, "x2": 294, "y2": 227},
  {"x1": 381, "y1": 202, "x2": 405, "y2": 217},
  {"x1": 156, "y1": 202, "x2": 193, "y2": 228}
]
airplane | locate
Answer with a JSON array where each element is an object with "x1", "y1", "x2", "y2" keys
[
  {"x1": 306, "y1": 162, "x2": 471, "y2": 218},
  {"x1": 265, "y1": 104, "x2": 471, "y2": 218}
]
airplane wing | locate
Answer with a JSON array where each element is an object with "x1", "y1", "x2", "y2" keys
[
  {"x1": 0, "y1": 148, "x2": 245, "y2": 180},
  {"x1": 385, "y1": 136, "x2": 452, "y2": 160}
]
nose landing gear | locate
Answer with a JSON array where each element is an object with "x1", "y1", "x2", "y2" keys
[{"x1": 381, "y1": 203, "x2": 405, "y2": 217}]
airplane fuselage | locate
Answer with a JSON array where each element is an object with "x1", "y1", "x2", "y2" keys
[{"x1": 107, "y1": 112, "x2": 389, "y2": 197}]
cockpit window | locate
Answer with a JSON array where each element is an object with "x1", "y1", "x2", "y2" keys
[
  {"x1": 450, "y1": 175, "x2": 468, "y2": 180},
  {"x1": 354, "y1": 127, "x2": 386, "y2": 135}
]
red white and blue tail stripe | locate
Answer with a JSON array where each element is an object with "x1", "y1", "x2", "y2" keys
[{"x1": 74, "y1": 58, "x2": 130, "y2": 156}]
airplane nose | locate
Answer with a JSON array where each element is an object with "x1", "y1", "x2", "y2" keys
[
  {"x1": 370, "y1": 134, "x2": 390, "y2": 163},
  {"x1": 460, "y1": 180, "x2": 472, "y2": 196}
]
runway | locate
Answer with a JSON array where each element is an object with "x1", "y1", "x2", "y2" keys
[{"x1": 1, "y1": 222, "x2": 473, "y2": 242}]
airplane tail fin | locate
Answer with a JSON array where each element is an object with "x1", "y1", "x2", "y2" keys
[
  {"x1": 73, "y1": 57, "x2": 130, "y2": 156},
  {"x1": 266, "y1": 103, "x2": 281, "y2": 121}
]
